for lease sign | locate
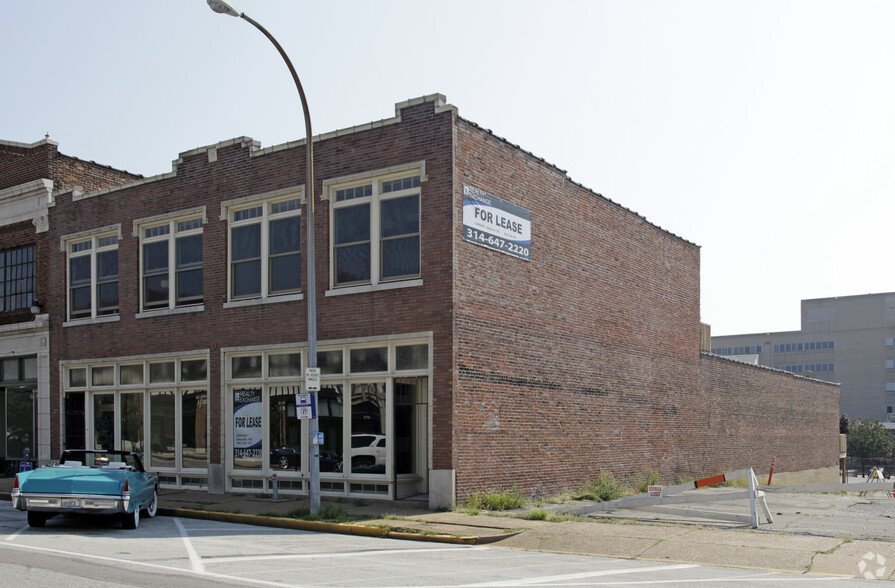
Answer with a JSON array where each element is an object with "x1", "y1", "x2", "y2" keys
[
  {"x1": 462, "y1": 185, "x2": 531, "y2": 261},
  {"x1": 233, "y1": 388, "x2": 262, "y2": 459}
]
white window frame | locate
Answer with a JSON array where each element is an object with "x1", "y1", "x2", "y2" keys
[
  {"x1": 61, "y1": 353, "x2": 210, "y2": 476},
  {"x1": 221, "y1": 188, "x2": 304, "y2": 307},
  {"x1": 61, "y1": 225, "x2": 121, "y2": 325},
  {"x1": 324, "y1": 162, "x2": 425, "y2": 296},
  {"x1": 134, "y1": 207, "x2": 206, "y2": 316},
  {"x1": 221, "y1": 334, "x2": 432, "y2": 497}
]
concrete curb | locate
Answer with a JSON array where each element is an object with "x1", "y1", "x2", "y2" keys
[
  {"x1": 158, "y1": 507, "x2": 493, "y2": 545},
  {"x1": 3, "y1": 490, "x2": 506, "y2": 545}
]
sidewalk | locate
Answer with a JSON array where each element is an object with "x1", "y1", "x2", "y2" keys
[{"x1": 4, "y1": 476, "x2": 895, "y2": 581}]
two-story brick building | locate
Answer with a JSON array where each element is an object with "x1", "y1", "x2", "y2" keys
[
  {"x1": 8, "y1": 95, "x2": 839, "y2": 506},
  {"x1": 0, "y1": 138, "x2": 140, "y2": 474}
]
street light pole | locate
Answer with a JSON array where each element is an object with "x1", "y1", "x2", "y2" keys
[{"x1": 207, "y1": 0, "x2": 320, "y2": 515}]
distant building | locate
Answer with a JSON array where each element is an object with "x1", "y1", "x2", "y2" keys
[{"x1": 711, "y1": 292, "x2": 895, "y2": 421}]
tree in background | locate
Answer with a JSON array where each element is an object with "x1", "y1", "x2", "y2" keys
[{"x1": 847, "y1": 418, "x2": 895, "y2": 460}]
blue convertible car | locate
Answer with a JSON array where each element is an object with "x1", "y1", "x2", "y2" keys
[{"x1": 12, "y1": 449, "x2": 159, "y2": 529}]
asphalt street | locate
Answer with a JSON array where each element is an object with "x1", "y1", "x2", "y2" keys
[{"x1": 0, "y1": 501, "x2": 883, "y2": 587}]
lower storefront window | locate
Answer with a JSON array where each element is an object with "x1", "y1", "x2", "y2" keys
[
  {"x1": 63, "y1": 356, "x2": 208, "y2": 484},
  {"x1": 225, "y1": 340, "x2": 430, "y2": 498},
  {"x1": 183, "y1": 390, "x2": 208, "y2": 468},
  {"x1": 350, "y1": 383, "x2": 385, "y2": 474},
  {"x1": 150, "y1": 390, "x2": 175, "y2": 467},
  {"x1": 270, "y1": 385, "x2": 301, "y2": 470}
]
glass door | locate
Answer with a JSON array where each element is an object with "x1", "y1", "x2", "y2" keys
[
  {"x1": 93, "y1": 394, "x2": 115, "y2": 450},
  {"x1": 6, "y1": 386, "x2": 35, "y2": 460},
  {"x1": 393, "y1": 377, "x2": 428, "y2": 499}
]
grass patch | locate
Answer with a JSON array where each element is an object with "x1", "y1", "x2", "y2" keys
[
  {"x1": 635, "y1": 470, "x2": 661, "y2": 494},
  {"x1": 572, "y1": 472, "x2": 627, "y2": 502},
  {"x1": 462, "y1": 487, "x2": 526, "y2": 512},
  {"x1": 286, "y1": 506, "x2": 312, "y2": 518},
  {"x1": 518, "y1": 509, "x2": 549, "y2": 521},
  {"x1": 253, "y1": 504, "x2": 355, "y2": 523},
  {"x1": 319, "y1": 504, "x2": 350, "y2": 522}
]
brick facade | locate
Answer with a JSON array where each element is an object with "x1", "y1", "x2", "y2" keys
[
  {"x1": 14, "y1": 94, "x2": 838, "y2": 503},
  {"x1": 0, "y1": 139, "x2": 141, "y2": 193},
  {"x1": 449, "y1": 113, "x2": 837, "y2": 498}
]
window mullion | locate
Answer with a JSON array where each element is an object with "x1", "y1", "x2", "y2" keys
[
  {"x1": 175, "y1": 388, "x2": 183, "y2": 470},
  {"x1": 261, "y1": 214, "x2": 270, "y2": 298},
  {"x1": 371, "y1": 194, "x2": 381, "y2": 285},
  {"x1": 167, "y1": 223, "x2": 176, "y2": 308},
  {"x1": 90, "y1": 240, "x2": 98, "y2": 319}
]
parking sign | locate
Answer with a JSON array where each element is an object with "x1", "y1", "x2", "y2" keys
[{"x1": 295, "y1": 392, "x2": 317, "y2": 419}]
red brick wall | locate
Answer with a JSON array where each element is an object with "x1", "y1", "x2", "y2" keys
[
  {"x1": 450, "y1": 119, "x2": 838, "y2": 499},
  {"x1": 0, "y1": 143, "x2": 52, "y2": 190},
  {"x1": 47, "y1": 100, "x2": 456, "y2": 461},
  {"x1": 0, "y1": 140, "x2": 140, "y2": 192},
  {"x1": 696, "y1": 355, "x2": 838, "y2": 476},
  {"x1": 51, "y1": 154, "x2": 142, "y2": 194}
]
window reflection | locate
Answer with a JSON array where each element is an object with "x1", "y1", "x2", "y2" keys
[
  {"x1": 269, "y1": 386, "x2": 301, "y2": 470},
  {"x1": 93, "y1": 394, "x2": 114, "y2": 450},
  {"x1": 64, "y1": 392, "x2": 85, "y2": 450},
  {"x1": 318, "y1": 386, "x2": 343, "y2": 472},
  {"x1": 182, "y1": 390, "x2": 207, "y2": 468},
  {"x1": 349, "y1": 348, "x2": 387, "y2": 373},
  {"x1": 351, "y1": 382, "x2": 385, "y2": 474},
  {"x1": 6, "y1": 388, "x2": 35, "y2": 460},
  {"x1": 120, "y1": 393, "x2": 143, "y2": 453},
  {"x1": 150, "y1": 391, "x2": 175, "y2": 467}
]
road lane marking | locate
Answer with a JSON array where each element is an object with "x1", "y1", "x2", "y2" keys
[
  {"x1": 174, "y1": 516, "x2": 205, "y2": 573},
  {"x1": 0, "y1": 541, "x2": 303, "y2": 587},
  {"x1": 4, "y1": 524, "x2": 28, "y2": 542},
  {"x1": 462, "y1": 563, "x2": 700, "y2": 586},
  {"x1": 208, "y1": 545, "x2": 488, "y2": 564}
]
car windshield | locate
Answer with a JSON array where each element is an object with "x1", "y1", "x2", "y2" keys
[{"x1": 60, "y1": 450, "x2": 140, "y2": 470}]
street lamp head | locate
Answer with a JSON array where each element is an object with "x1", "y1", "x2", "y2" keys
[{"x1": 206, "y1": 0, "x2": 241, "y2": 17}]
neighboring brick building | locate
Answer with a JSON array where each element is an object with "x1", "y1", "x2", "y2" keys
[
  {"x1": 11, "y1": 95, "x2": 839, "y2": 505},
  {"x1": 0, "y1": 139, "x2": 140, "y2": 472}
]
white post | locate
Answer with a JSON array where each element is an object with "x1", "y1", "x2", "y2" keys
[{"x1": 747, "y1": 468, "x2": 759, "y2": 528}]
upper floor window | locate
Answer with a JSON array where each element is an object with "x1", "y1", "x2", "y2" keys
[
  {"x1": 223, "y1": 192, "x2": 301, "y2": 302},
  {"x1": 329, "y1": 170, "x2": 421, "y2": 288},
  {"x1": 0, "y1": 245, "x2": 35, "y2": 312},
  {"x1": 65, "y1": 229, "x2": 119, "y2": 320},
  {"x1": 136, "y1": 210, "x2": 204, "y2": 311}
]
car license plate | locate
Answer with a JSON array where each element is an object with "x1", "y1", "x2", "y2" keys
[{"x1": 61, "y1": 498, "x2": 80, "y2": 508}]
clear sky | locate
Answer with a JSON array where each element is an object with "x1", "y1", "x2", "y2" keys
[{"x1": 2, "y1": 1, "x2": 893, "y2": 336}]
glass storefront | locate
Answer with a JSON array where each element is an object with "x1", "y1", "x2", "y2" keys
[
  {"x1": 1, "y1": 356, "x2": 37, "y2": 476},
  {"x1": 60, "y1": 338, "x2": 430, "y2": 498},
  {"x1": 226, "y1": 339, "x2": 430, "y2": 498},
  {"x1": 63, "y1": 355, "x2": 209, "y2": 487}
]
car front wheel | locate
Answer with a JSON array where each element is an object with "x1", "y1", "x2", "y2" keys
[
  {"x1": 122, "y1": 507, "x2": 140, "y2": 529},
  {"x1": 143, "y1": 489, "x2": 158, "y2": 518}
]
